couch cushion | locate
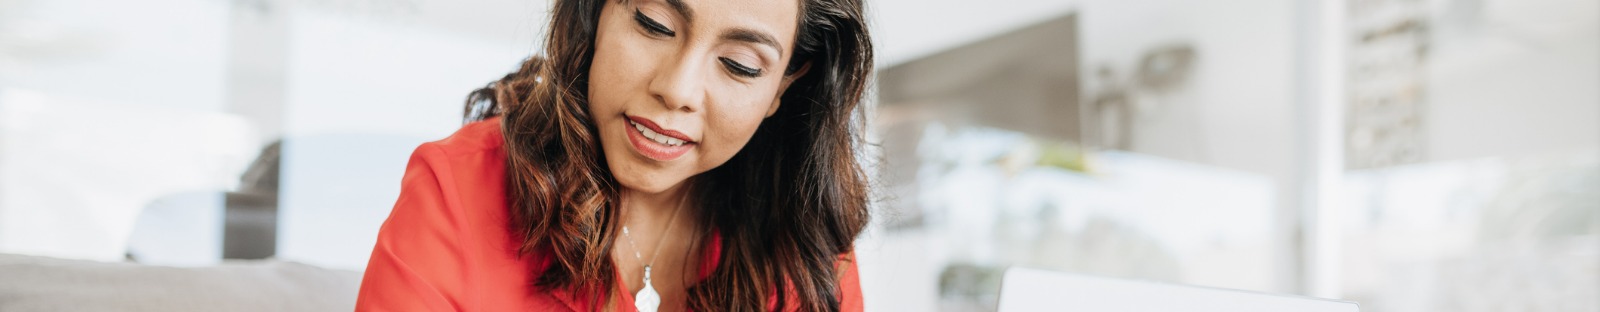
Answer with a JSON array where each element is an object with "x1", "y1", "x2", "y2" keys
[{"x1": 0, "y1": 253, "x2": 360, "y2": 312}]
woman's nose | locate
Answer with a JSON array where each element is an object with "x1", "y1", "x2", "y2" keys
[{"x1": 646, "y1": 53, "x2": 707, "y2": 113}]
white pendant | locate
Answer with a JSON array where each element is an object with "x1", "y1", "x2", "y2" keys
[{"x1": 634, "y1": 265, "x2": 661, "y2": 312}]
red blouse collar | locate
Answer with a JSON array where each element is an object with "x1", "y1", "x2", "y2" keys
[{"x1": 549, "y1": 230, "x2": 724, "y2": 312}]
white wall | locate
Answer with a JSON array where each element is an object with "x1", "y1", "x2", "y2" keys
[
  {"x1": 0, "y1": 0, "x2": 239, "y2": 261},
  {"x1": 274, "y1": 8, "x2": 532, "y2": 270},
  {"x1": 1424, "y1": 0, "x2": 1600, "y2": 161},
  {"x1": 0, "y1": 0, "x2": 541, "y2": 266}
]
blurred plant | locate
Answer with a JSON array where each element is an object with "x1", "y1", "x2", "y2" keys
[
  {"x1": 990, "y1": 134, "x2": 1091, "y2": 176},
  {"x1": 1476, "y1": 152, "x2": 1599, "y2": 240},
  {"x1": 1034, "y1": 141, "x2": 1090, "y2": 173},
  {"x1": 937, "y1": 262, "x2": 1005, "y2": 312}
]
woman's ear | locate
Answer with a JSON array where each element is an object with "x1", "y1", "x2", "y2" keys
[{"x1": 767, "y1": 61, "x2": 812, "y2": 118}]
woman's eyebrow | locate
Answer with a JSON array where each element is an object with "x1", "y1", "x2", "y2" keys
[
  {"x1": 656, "y1": 0, "x2": 780, "y2": 54},
  {"x1": 664, "y1": 0, "x2": 694, "y2": 23},
  {"x1": 722, "y1": 28, "x2": 783, "y2": 54}
]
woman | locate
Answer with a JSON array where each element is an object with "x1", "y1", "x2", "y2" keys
[{"x1": 354, "y1": 0, "x2": 874, "y2": 310}]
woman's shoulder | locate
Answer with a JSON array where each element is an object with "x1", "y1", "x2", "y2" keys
[
  {"x1": 399, "y1": 116, "x2": 508, "y2": 217},
  {"x1": 418, "y1": 117, "x2": 505, "y2": 159},
  {"x1": 364, "y1": 118, "x2": 562, "y2": 311},
  {"x1": 390, "y1": 116, "x2": 516, "y2": 258}
]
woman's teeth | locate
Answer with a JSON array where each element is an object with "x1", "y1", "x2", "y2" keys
[{"x1": 631, "y1": 120, "x2": 687, "y2": 146}]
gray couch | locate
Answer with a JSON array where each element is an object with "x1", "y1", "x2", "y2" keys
[{"x1": 0, "y1": 253, "x2": 360, "y2": 311}]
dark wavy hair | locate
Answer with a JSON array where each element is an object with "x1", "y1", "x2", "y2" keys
[{"x1": 461, "y1": 0, "x2": 873, "y2": 310}]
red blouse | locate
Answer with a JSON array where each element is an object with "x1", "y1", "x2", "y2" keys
[{"x1": 355, "y1": 118, "x2": 864, "y2": 311}]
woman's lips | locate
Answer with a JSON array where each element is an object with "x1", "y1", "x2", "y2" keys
[
  {"x1": 624, "y1": 115, "x2": 695, "y2": 161},
  {"x1": 626, "y1": 115, "x2": 694, "y2": 142}
]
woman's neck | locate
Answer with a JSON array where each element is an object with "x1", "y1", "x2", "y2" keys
[
  {"x1": 614, "y1": 181, "x2": 705, "y2": 312},
  {"x1": 620, "y1": 182, "x2": 694, "y2": 228}
]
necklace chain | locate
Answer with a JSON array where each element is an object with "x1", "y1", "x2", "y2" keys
[{"x1": 620, "y1": 193, "x2": 691, "y2": 271}]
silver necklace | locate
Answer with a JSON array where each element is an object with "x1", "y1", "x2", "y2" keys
[{"x1": 620, "y1": 195, "x2": 688, "y2": 312}]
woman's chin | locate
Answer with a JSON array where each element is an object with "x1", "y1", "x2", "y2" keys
[
  {"x1": 621, "y1": 180, "x2": 685, "y2": 196},
  {"x1": 611, "y1": 168, "x2": 692, "y2": 195}
]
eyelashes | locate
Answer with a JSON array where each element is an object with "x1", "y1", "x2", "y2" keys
[
  {"x1": 633, "y1": 9, "x2": 766, "y2": 79},
  {"x1": 719, "y1": 57, "x2": 762, "y2": 78},
  {"x1": 634, "y1": 9, "x2": 675, "y2": 37}
]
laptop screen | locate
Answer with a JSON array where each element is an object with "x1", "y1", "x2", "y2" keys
[{"x1": 997, "y1": 267, "x2": 1360, "y2": 312}]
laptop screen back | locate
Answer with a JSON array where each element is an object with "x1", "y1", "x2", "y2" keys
[{"x1": 997, "y1": 267, "x2": 1360, "y2": 312}]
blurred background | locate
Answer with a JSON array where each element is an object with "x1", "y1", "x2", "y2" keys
[{"x1": 0, "y1": 0, "x2": 1595, "y2": 311}]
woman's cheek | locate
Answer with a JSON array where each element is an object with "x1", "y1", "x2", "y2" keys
[{"x1": 715, "y1": 103, "x2": 774, "y2": 154}]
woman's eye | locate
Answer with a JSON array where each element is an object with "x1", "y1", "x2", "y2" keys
[
  {"x1": 719, "y1": 57, "x2": 763, "y2": 78},
  {"x1": 633, "y1": 10, "x2": 675, "y2": 37}
]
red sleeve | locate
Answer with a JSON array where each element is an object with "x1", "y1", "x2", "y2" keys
[
  {"x1": 356, "y1": 144, "x2": 473, "y2": 312},
  {"x1": 837, "y1": 252, "x2": 864, "y2": 312}
]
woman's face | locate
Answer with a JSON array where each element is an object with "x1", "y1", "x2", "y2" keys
[{"x1": 588, "y1": 0, "x2": 804, "y2": 194}]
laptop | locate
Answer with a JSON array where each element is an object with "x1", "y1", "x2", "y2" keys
[{"x1": 997, "y1": 267, "x2": 1360, "y2": 312}]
